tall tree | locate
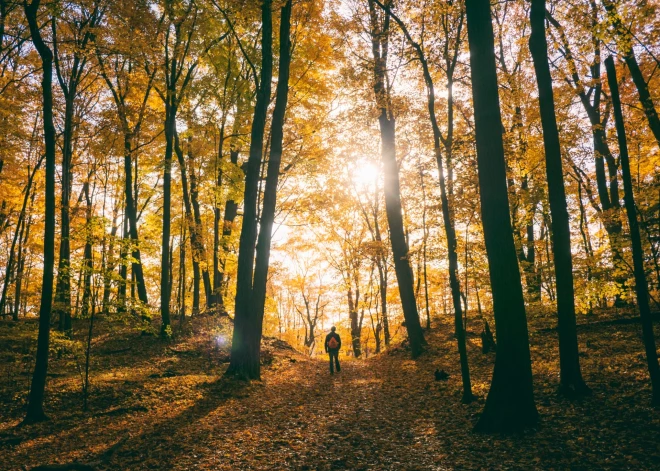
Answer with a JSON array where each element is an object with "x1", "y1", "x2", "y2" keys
[
  {"x1": 52, "y1": 1, "x2": 103, "y2": 333},
  {"x1": 23, "y1": 0, "x2": 57, "y2": 424},
  {"x1": 373, "y1": 0, "x2": 473, "y2": 402},
  {"x1": 154, "y1": 1, "x2": 225, "y2": 334},
  {"x1": 529, "y1": 0, "x2": 589, "y2": 396},
  {"x1": 226, "y1": 0, "x2": 274, "y2": 379},
  {"x1": 605, "y1": 55, "x2": 660, "y2": 405},
  {"x1": 93, "y1": 2, "x2": 158, "y2": 310},
  {"x1": 546, "y1": 8, "x2": 626, "y2": 296},
  {"x1": 465, "y1": 0, "x2": 538, "y2": 433},
  {"x1": 366, "y1": 0, "x2": 425, "y2": 357},
  {"x1": 233, "y1": 0, "x2": 293, "y2": 378}
]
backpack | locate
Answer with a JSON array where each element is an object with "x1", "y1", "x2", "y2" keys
[{"x1": 328, "y1": 336, "x2": 339, "y2": 350}]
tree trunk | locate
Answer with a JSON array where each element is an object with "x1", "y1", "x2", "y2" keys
[
  {"x1": 0, "y1": 158, "x2": 43, "y2": 318},
  {"x1": 214, "y1": 146, "x2": 239, "y2": 308},
  {"x1": 80, "y1": 181, "x2": 94, "y2": 319},
  {"x1": 161, "y1": 102, "x2": 175, "y2": 336},
  {"x1": 102, "y1": 196, "x2": 119, "y2": 314},
  {"x1": 123, "y1": 135, "x2": 149, "y2": 307},
  {"x1": 368, "y1": 0, "x2": 425, "y2": 357},
  {"x1": 54, "y1": 95, "x2": 73, "y2": 333},
  {"x1": 173, "y1": 133, "x2": 204, "y2": 315},
  {"x1": 189, "y1": 140, "x2": 213, "y2": 309},
  {"x1": 376, "y1": 0, "x2": 472, "y2": 398},
  {"x1": 14, "y1": 197, "x2": 33, "y2": 320},
  {"x1": 23, "y1": 0, "x2": 57, "y2": 423},
  {"x1": 250, "y1": 0, "x2": 293, "y2": 374},
  {"x1": 605, "y1": 56, "x2": 660, "y2": 405},
  {"x1": 529, "y1": 0, "x2": 589, "y2": 396},
  {"x1": 226, "y1": 0, "x2": 273, "y2": 380},
  {"x1": 118, "y1": 207, "x2": 128, "y2": 313},
  {"x1": 348, "y1": 287, "x2": 362, "y2": 357},
  {"x1": 466, "y1": 0, "x2": 538, "y2": 433}
]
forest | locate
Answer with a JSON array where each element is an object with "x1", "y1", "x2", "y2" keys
[{"x1": 1, "y1": 0, "x2": 660, "y2": 469}]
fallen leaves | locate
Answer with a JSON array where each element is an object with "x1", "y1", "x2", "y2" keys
[{"x1": 1, "y1": 310, "x2": 660, "y2": 470}]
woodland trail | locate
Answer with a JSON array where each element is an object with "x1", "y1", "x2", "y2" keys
[{"x1": 108, "y1": 355, "x2": 454, "y2": 471}]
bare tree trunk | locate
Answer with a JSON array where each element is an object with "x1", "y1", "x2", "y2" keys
[
  {"x1": 368, "y1": 0, "x2": 425, "y2": 357},
  {"x1": 605, "y1": 56, "x2": 660, "y2": 405},
  {"x1": 226, "y1": 0, "x2": 273, "y2": 379},
  {"x1": 529, "y1": 0, "x2": 589, "y2": 396},
  {"x1": 348, "y1": 287, "x2": 362, "y2": 357},
  {"x1": 161, "y1": 101, "x2": 175, "y2": 335},
  {"x1": 0, "y1": 157, "x2": 43, "y2": 318},
  {"x1": 80, "y1": 180, "x2": 94, "y2": 319},
  {"x1": 23, "y1": 0, "x2": 57, "y2": 423},
  {"x1": 250, "y1": 0, "x2": 293, "y2": 374},
  {"x1": 466, "y1": 0, "x2": 538, "y2": 432}
]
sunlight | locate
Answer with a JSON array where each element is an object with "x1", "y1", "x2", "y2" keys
[{"x1": 350, "y1": 159, "x2": 380, "y2": 190}]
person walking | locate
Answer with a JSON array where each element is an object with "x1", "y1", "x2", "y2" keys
[{"x1": 325, "y1": 326, "x2": 341, "y2": 374}]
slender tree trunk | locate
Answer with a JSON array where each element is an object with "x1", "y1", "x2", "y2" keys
[
  {"x1": 123, "y1": 135, "x2": 149, "y2": 307},
  {"x1": 530, "y1": 0, "x2": 589, "y2": 395},
  {"x1": 377, "y1": 0, "x2": 472, "y2": 397},
  {"x1": 23, "y1": 0, "x2": 57, "y2": 423},
  {"x1": 54, "y1": 96, "x2": 74, "y2": 333},
  {"x1": 348, "y1": 287, "x2": 362, "y2": 357},
  {"x1": 161, "y1": 103, "x2": 175, "y2": 335},
  {"x1": 420, "y1": 169, "x2": 431, "y2": 330},
  {"x1": 102, "y1": 199, "x2": 119, "y2": 314},
  {"x1": 118, "y1": 207, "x2": 128, "y2": 313},
  {"x1": 605, "y1": 56, "x2": 660, "y2": 405},
  {"x1": 466, "y1": 0, "x2": 538, "y2": 432},
  {"x1": 226, "y1": 0, "x2": 273, "y2": 379},
  {"x1": 368, "y1": 0, "x2": 425, "y2": 357},
  {"x1": 214, "y1": 147, "x2": 239, "y2": 308},
  {"x1": 173, "y1": 133, "x2": 203, "y2": 314},
  {"x1": 250, "y1": 0, "x2": 293, "y2": 376},
  {"x1": 377, "y1": 259, "x2": 390, "y2": 346},
  {"x1": 14, "y1": 201, "x2": 33, "y2": 320},
  {"x1": 189, "y1": 140, "x2": 212, "y2": 309},
  {"x1": 576, "y1": 181, "x2": 594, "y2": 315},
  {"x1": 0, "y1": 158, "x2": 43, "y2": 318},
  {"x1": 80, "y1": 181, "x2": 94, "y2": 319}
]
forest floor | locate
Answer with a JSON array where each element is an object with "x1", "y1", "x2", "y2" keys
[{"x1": 1, "y1": 309, "x2": 660, "y2": 471}]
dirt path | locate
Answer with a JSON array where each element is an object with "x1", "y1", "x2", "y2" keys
[{"x1": 108, "y1": 356, "x2": 452, "y2": 471}]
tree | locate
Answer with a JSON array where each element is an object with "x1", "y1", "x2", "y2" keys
[
  {"x1": 373, "y1": 0, "x2": 473, "y2": 402},
  {"x1": 465, "y1": 0, "x2": 538, "y2": 433},
  {"x1": 226, "y1": 0, "x2": 275, "y2": 379},
  {"x1": 529, "y1": 0, "x2": 588, "y2": 396},
  {"x1": 153, "y1": 0, "x2": 226, "y2": 334},
  {"x1": 546, "y1": 6, "x2": 626, "y2": 298},
  {"x1": 366, "y1": 0, "x2": 425, "y2": 357},
  {"x1": 51, "y1": 0, "x2": 104, "y2": 334},
  {"x1": 23, "y1": 0, "x2": 57, "y2": 424},
  {"x1": 93, "y1": 1, "x2": 158, "y2": 312},
  {"x1": 605, "y1": 55, "x2": 660, "y2": 405}
]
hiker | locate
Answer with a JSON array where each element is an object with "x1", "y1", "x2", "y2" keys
[{"x1": 325, "y1": 326, "x2": 341, "y2": 374}]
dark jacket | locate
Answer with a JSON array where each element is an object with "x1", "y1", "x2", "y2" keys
[{"x1": 325, "y1": 332, "x2": 341, "y2": 352}]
